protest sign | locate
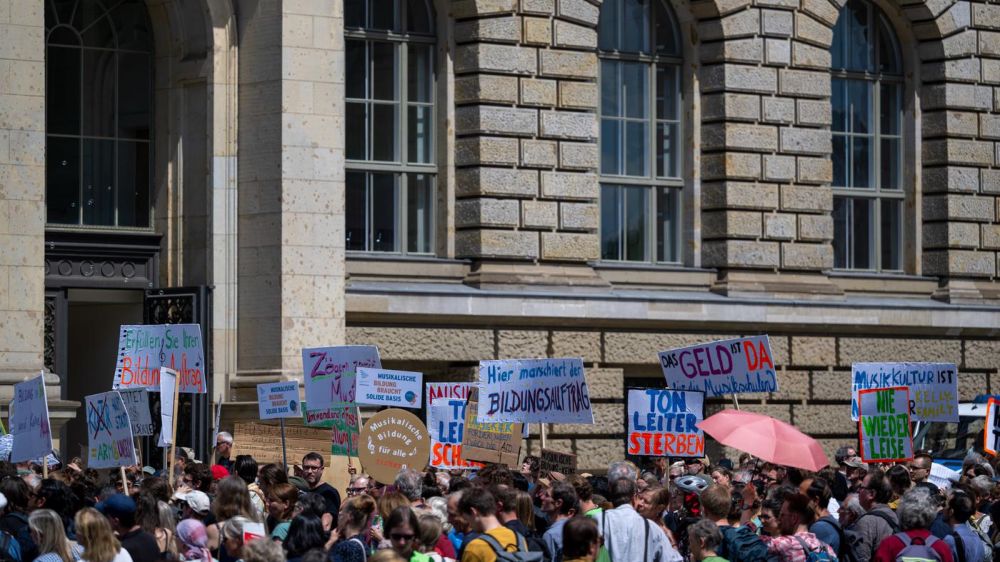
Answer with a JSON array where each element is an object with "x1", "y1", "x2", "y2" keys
[
  {"x1": 243, "y1": 522, "x2": 266, "y2": 544},
  {"x1": 477, "y1": 357, "x2": 593, "y2": 424},
  {"x1": 985, "y1": 398, "x2": 1000, "y2": 456},
  {"x1": 330, "y1": 407, "x2": 360, "y2": 457},
  {"x1": 462, "y1": 390, "x2": 523, "y2": 466},
  {"x1": 85, "y1": 391, "x2": 137, "y2": 468},
  {"x1": 659, "y1": 336, "x2": 776, "y2": 397},
  {"x1": 118, "y1": 389, "x2": 154, "y2": 437},
  {"x1": 851, "y1": 363, "x2": 958, "y2": 423},
  {"x1": 426, "y1": 383, "x2": 480, "y2": 469},
  {"x1": 113, "y1": 324, "x2": 206, "y2": 393},
  {"x1": 355, "y1": 368, "x2": 422, "y2": 408},
  {"x1": 301, "y1": 346, "x2": 380, "y2": 413},
  {"x1": 159, "y1": 368, "x2": 178, "y2": 446},
  {"x1": 257, "y1": 382, "x2": 301, "y2": 420},
  {"x1": 358, "y1": 409, "x2": 430, "y2": 484},
  {"x1": 10, "y1": 374, "x2": 52, "y2": 463},
  {"x1": 858, "y1": 386, "x2": 913, "y2": 463},
  {"x1": 626, "y1": 388, "x2": 705, "y2": 457},
  {"x1": 540, "y1": 448, "x2": 577, "y2": 475}
]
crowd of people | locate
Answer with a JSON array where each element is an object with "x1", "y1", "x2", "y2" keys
[{"x1": 0, "y1": 435, "x2": 998, "y2": 562}]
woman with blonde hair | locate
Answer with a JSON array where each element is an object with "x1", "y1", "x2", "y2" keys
[
  {"x1": 74, "y1": 508, "x2": 132, "y2": 562},
  {"x1": 29, "y1": 509, "x2": 82, "y2": 562},
  {"x1": 208, "y1": 476, "x2": 259, "y2": 552}
]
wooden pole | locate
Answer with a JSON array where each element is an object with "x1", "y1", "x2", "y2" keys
[
  {"x1": 167, "y1": 373, "x2": 181, "y2": 488},
  {"x1": 120, "y1": 466, "x2": 129, "y2": 495},
  {"x1": 42, "y1": 460, "x2": 47, "y2": 479},
  {"x1": 279, "y1": 418, "x2": 288, "y2": 471},
  {"x1": 540, "y1": 423, "x2": 547, "y2": 450}
]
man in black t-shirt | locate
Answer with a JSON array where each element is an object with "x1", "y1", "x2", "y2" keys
[
  {"x1": 97, "y1": 494, "x2": 160, "y2": 562},
  {"x1": 302, "y1": 452, "x2": 341, "y2": 527}
]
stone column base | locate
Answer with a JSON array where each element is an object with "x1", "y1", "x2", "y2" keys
[
  {"x1": 932, "y1": 279, "x2": 1000, "y2": 304},
  {"x1": 711, "y1": 271, "x2": 845, "y2": 300}
]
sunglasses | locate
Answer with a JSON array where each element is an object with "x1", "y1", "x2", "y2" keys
[{"x1": 390, "y1": 533, "x2": 415, "y2": 541}]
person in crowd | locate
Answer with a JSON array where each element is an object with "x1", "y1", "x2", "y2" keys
[
  {"x1": 851, "y1": 468, "x2": 899, "y2": 562},
  {"x1": 636, "y1": 486, "x2": 674, "y2": 547},
  {"x1": 209, "y1": 476, "x2": 259, "y2": 559},
  {"x1": 135, "y1": 492, "x2": 176, "y2": 559},
  {"x1": 593, "y1": 476, "x2": 681, "y2": 562},
  {"x1": 832, "y1": 446, "x2": 856, "y2": 502},
  {"x1": 520, "y1": 458, "x2": 540, "y2": 492},
  {"x1": 35, "y1": 479, "x2": 78, "y2": 536},
  {"x1": 395, "y1": 471, "x2": 426, "y2": 511},
  {"x1": 370, "y1": 553, "x2": 406, "y2": 562},
  {"x1": 240, "y1": 537, "x2": 285, "y2": 562},
  {"x1": 29, "y1": 509, "x2": 79, "y2": 562},
  {"x1": 667, "y1": 463, "x2": 685, "y2": 485},
  {"x1": 561, "y1": 517, "x2": 599, "y2": 562},
  {"x1": 871, "y1": 487, "x2": 953, "y2": 562},
  {"x1": 219, "y1": 516, "x2": 253, "y2": 562},
  {"x1": 967, "y1": 475, "x2": 993, "y2": 533},
  {"x1": 758, "y1": 496, "x2": 782, "y2": 538},
  {"x1": 445, "y1": 492, "x2": 471, "y2": 556},
  {"x1": 492, "y1": 486, "x2": 546, "y2": 559},
  {"x1": 374, "y1": 493, "x2": 411, "y2": 548},
  {"x1": 758, "y1": 493, "x2": 835, "y2": 562},
  {"x1": 346, "y1": 476, "x2": 370, "y2": 499},
  {"x1": 383, "y1": 507, "x2": 426, "y2": 562},
  {"x1": 214, "y1": 433, "x2": 234, "y2": 475},
  {"x1": 182, "y1": 465, "x2": 214, "y2": 496},
  {"x1": 606, "y1": 462, "x2": 638, "y2": 486},
  {"x1": 650, "y1": 458, "x2": 670, "y2": 483},
  {"x1": 415, "y1": 515, "x2": 447, "y2": 562},
  {"x1": 909, "y1": 453, "x2": 933, "y2": 486},
  {"x1": 179, "y1": 491, "x2": 212, "y2": 523},
  {"x1": 845, "y1": 458, "x2": 869, "y2": 494},
  {"x1": 455, "y1": 489, "x2": 527, "y2": 562},
  {"x1": 282, "y1": 515, "x2": 326, "y2": 562},
  {"x1": 540, "y1": 481, "x2": 577, "y2": 562},
  {"x1": 300, "y1": 453, "x2": 341, "y2": 526},
  {"x1": 1, "y1": 476, "x2": 38, "y2": 561},
  {"x1": 266, "y1": 483, "x2": 299, "y2": 543},
  {"x1": 96, "y1": 494, "x2": 159, "y2": 562},
  {"x1": 637, "y1": 473, "x2": 659, "y2": 494},
  {"x1": 232, "y1": 457, "x2": 264, "y2": 517},
  {"x1": 886, "y1": 465, "x2": 911, "y2": 510},
  {"x1": 688, "y1": 518, "x2": 727, "y2": 562},
  {"x1": 804, "y1": 477, "x2": 841, "y2": 555},
  {"x1": 257, "y1": 465, "x2": 288, "y2": 501},
  {"x1": 710, "y1": 468, "x2": 732, "y2": 490},
  {"x1": 330, "y1": 494, "x2": 376, "y2": 562},
  {"x1": 943, "y1": 488, "x2": 986, "y2": 562},
  {"x1": 685, "y1": 458, "x2": 707, "y2": 476},
  {"x1": 175, "y1": 519, "x2": 213, "y2": 561},
  {"x1": 567, "y1": 476, "x2": 601, "y2": 519},
  {"x1": 74, "y1": 508, "x2": 132, "y2": 562},
  {"x1": 422, "y1": 497, "x2": 456, "y2": 560},
  {"x1": 838, "y1": 494, "x2": 865, "y2": 528}
]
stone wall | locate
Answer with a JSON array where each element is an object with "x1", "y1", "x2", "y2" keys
[{"x1": 347, "y1": 325, "x2": 998, "y2": 469}]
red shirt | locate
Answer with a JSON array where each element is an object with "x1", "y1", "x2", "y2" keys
[
  {"x1": 436, "y1": 533, "x2": 456, "y2": 559},
  {"x1": 871, "y1": 530, "x2": 954, "y2": 562}
]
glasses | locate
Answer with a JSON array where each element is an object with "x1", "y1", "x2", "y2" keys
[
  {"x1": 302, "y1": 465, "x2": 323, "y2": 472},
  {"x1": 347, "y1": 487, "x2": 367, "y2": 496},
  {"x1": 390, "y1": 533, "x2": 415, "y2": 542}
]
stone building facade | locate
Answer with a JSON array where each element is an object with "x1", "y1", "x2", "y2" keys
[{"x1": 0, "y1": 0, "x2": 998, "y2": 467}]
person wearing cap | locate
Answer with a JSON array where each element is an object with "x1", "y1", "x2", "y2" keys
[
  {"x1": 97, "y1": 493, "x2": 161, "y2": 562},
  {"x1": 844, "y1": 457, "x2": 869, "y2": 494},
  {"x1": 177, "y1": 491, "x2": 211, "y2": 523},
  {"x1": 215, "y1": 432, "x2": 235, "y2": 475},
  {"x1": 685, "y1": 457, "x2": 708, "y2": 476}
]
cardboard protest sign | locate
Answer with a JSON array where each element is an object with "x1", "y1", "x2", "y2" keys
[
  {"x1": 477, "y1": 357, "x2": 593, "y2": 424},
  {"x1": 118, "y1": 389, "x2": 154, "y2": 437},
  {"x1": 627, "y1": 388, "x2": 705, "y2": 457},
  {"x1": 659, "y1": 335, "x2": 776, "y2": 397},
  {"x1": 462, "y1": 390, "x2": 523, "y2": 466},
  {"x1": 851, "y1": 363, "x2": 958, "y2": 423},
  {"x1": 257, "y1": 381, "x2": 301, "y2": 420},
  {"x1": 427, "y1": 383, "x2": 482, "y2": 469},
  {"x1": 985, "y1": 397, "x2": 1000, "y2": 456},
  {"x1": 355, "y1": 368, "x2": 422, "y2": 408},
  {"x1": 159, "y1": 368, "x2": 178, "y2": 446},
  {"x1": 540, "y1": 448, "x2": 576, "y2": 475},
  {"x1": 301, "y1": 346, "x2": 379, "y2": 414},
  {"x1": 858, "y1": 386, "x2": 913, "y2": 463},
  {"x1": 358, "y1": 409, "x2": 430, "y2": 484},
  {"x1": 113, "y1": 324, "x2": 206, "y2": 393},
  {"x1": 10, "y1": 374, "x2": 52, "y2": 463},
  {"x1": 85, "y1": 391, "x2": 138, "y2": 468}
]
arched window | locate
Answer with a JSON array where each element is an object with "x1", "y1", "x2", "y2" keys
[
  {"x1": 598, "y1": 0, "x2": 682, "y2": 263},
  {"x1": 45, "y1": 0, "x2": 153, "y2": 228},
  {"x1": 344, "y1": 0, "x2": 435, "y2": 254},
  {"x1": 830, "y1": 0, "x2": 903, "y2": 271}
]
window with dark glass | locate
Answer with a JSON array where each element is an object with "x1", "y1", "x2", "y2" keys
[
  {"x1": 598, "y1": 0, "x2": 682, "y2": 263},
  {"x1": 45, "y1": 0, "x2": 153, "y2": 228},
  {"x1": 830, "y1": 0, "x2": 904, "y2": 271},
  {"x1": 344, "y1": 0, "x2": 435, "y2": 255}
]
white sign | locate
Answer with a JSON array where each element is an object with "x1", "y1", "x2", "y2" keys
[
  {"x1": 10, "y1": 374, "x2": 52, "y2": 463},
  {"x1": 477, "y1": 358, "x2": 594, "y2": 424},
  {"x1": 257, "y1": 382, "x2": 301, "y2": 420},
  {"x1": 159, "y1": 368, "x2": 178, "y2": 446},
  {"x1": 356, "y1": 368, "x2": 422, "y2": 408},
  {"x1": 118, "y1": 389, "x2": 154, "y2": 436},
  {"x1": 426, "y1": 383, "x2": 480, "y2": 470},
  {"x1": 113, "y1": 324, "x2": 207, "y2": 393},
  {"x1": 984, "y1": 398, "x2": 1000, "y2": 456},
  {"x1": 301, "y1": 346, "x2": 380, "y2": 413},
  {"x1": 659, "y1": 335, "x2": 777, "y2": 397},
  {"x1": 851, "y1": 363, "x2": 958, "y2": 423},
  {"x1": 86, "y1": 391, "x2": 138, "y2": 468}
]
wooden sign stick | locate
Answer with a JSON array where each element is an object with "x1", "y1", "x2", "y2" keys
[
  {"x1": 167, "y1": 375, "x2": 181, "y2": 488},
  {"x1": 121, "y1": 466, "x2": 129, "y2": 495}
]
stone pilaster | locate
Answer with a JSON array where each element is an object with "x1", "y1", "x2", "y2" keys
[
  {"x1": 236, "y1": 0, "x2": 346, "y2": 383},
  {"x1": 453, "y1": 0, "x2": 604, "y2": 287},
  {"x1": 694, "y1": 0, "x2": 839, "y2": 297}
]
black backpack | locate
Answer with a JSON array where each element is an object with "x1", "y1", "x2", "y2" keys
[
  {"x1": 478, "y1": 531, "x2": 545, "y2": 562},
  {"x1": 813, "y1": 515, "x2": 856, "y2": 562}
]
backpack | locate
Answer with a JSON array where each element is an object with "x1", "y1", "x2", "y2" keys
[
  {"x1": 893, "y1": 532, "x2": 943, "y2": 562},
  {"x1": 0, "y1": 531, "x2": 16, "y2": 562},
  {"x1": 718, "y1": 525, "x2": 768, "y2": 562},
  {"x1": 813, "y1": 515, "x2": 857, "y2": 562},
  {"x1": 952, "y1": 527, "x2": 994, "y2": 562},
  {"x1": 792, "y1": 536, "x2": 836, "y2": 562},
  {"x1": 478, "y1": 531, "x2": 544, "y2": 562}
]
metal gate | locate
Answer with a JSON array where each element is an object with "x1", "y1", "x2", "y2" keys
[{"x1": 144, "y1": 286, "x2": 213, "y2": 462}]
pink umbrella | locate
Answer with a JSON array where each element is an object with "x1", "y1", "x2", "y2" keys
[{"x1": 696, "y1": 409, "x2": 830, "y2": 472}]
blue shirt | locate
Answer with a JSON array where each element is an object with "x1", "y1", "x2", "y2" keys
[
  {"x1": 943, "y1": 522, "x2": 985, "y2": 562},
  {"x1": 809, "y1": 517, "x2": 840, "y2": 553},
  {"x1": 542, "y1": 518, "x2": 567, "y2": 562}
]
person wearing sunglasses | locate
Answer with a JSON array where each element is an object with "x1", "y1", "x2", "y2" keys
[{"x1": 382, "y1": 506, "x2": 430, "y2": 562}]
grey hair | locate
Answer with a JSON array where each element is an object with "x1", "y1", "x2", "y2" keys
[
  {"x1": 217, "y1": 431, "x2": 234, "y2": 444},
  {"x1": 242, "y1": 536, "x2": 286, "y2": 562},
  {"x1": 425, "y1": 496, "x2": 452, "y2": 533},
  {"x1": 969, "y1": 475, "x2": 993, "y2": 499},
  {"x1": 842, "y1": 494, "x2": 865, "y2": 519},
  {"x1": 394, "y1": 468, "x2": 424, "y2": 501},
  {"x1": 835, "y1": 446, "x2": 853, "y2": 464},
  {"x1": 608, "y1": 461, "x2": 638, "y2": 484},
  {"x1": 222, "y1": 515, "x2": 253, "y2": 544},
  {"x1": 898, "y1": 487, "x2": 938, "y2": 531}
]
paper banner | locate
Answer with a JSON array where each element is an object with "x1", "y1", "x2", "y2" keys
[
  {"x1": 851, "y1": 363, "x2": 958, "y2": 423},
  {"x1": 355, "y1": 368, "x2": 422, "y2": 408},
  {"x1": 257, "y1": 381, "x2": 301, "y2": 420},
  {"x1": 159, "y1": 368, "x2": 178, "y2": 446},
  {"x1": 86, "y1": 391, "x2": 137, "y2": 468},
  {"x1": 118, "y1": 389, "x2": 154, "y2": 437},
  {"x1": 659, "y1": 335, "x2": 777, "y2": 397},
  {"x1": 858, "y1": 386, "x2": 913, "y2": 464},
  {"x1": 477, "y1": 357, "x2": 593, "y2": 424},
  {"x1": 627, "y1": 388, "x2": 705, "y2": 458},
  {"x1": 113, "y1": 324, "x2": 206, "y2": 393},
  {"x1": 462, "y1": 390, "x2": 522, "y2": 467},
  {"x1": 301, "y1": 346, "x2": 380, "y2": 414},
  {"x1": 11, "y1": 374, "x2": 52, "y2": 463}
]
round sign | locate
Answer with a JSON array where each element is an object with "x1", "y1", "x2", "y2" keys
[{"x1": 359, "y1": 408, "x2": 430, "y2": 484}]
